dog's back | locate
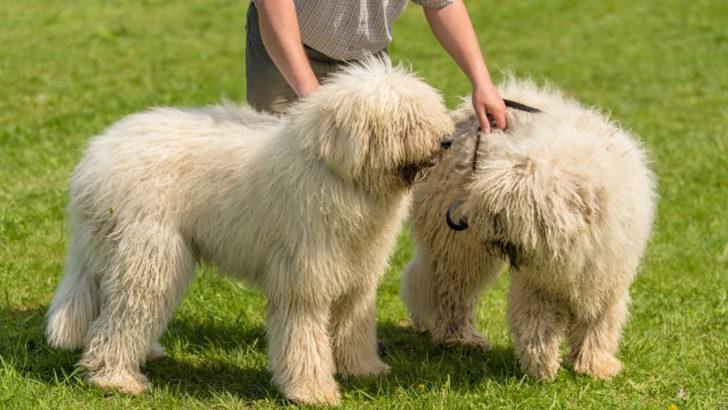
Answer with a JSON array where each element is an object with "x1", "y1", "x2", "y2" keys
[{"x1": 47, "y1": 104, "x2": 284, "y2": 349}]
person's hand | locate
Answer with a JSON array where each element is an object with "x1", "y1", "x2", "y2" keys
[{"x1": 472, "y1": 82, "x2": 506, "y2": 133}]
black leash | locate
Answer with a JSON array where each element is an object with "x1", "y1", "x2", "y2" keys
[
  {"x1": 448, "y1": 99, "x2": 542, "y2": 231},
  {"x1": 504, "y1": 98, "x2": 541, "y2": 113}
]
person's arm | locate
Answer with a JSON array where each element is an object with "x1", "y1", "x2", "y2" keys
[
  {"x1": 423, "y1": 0, "x2": 506, "y2": 132},
  {"x1": 255, "y1": 0, "x2": 319, "y2": 97}
]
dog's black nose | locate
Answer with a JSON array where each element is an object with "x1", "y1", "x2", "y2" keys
[{"x1": 440, "y1": 137, "x2": 453, "y2": 150}]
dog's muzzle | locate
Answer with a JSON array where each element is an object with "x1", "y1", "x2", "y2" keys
[
  {"x1": 399, "y1": 137, "x2": 454, "y2": 186},
  {"x1": 398, "y1": 163, "x2": 421, "y2": 186},
  {"x1": 399, "y1": 160, "x2": 436, "y2": 186}
]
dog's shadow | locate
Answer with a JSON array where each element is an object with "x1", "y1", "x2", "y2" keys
[
  {"x1": 372, "y1": 321, "x2": 521, "y2": 391},
  {"x1": 1, "y1": 307, "x2": 278, "y2": 402},
  {"x1": 1, "y1": 306, "x2": 521, "y2": 403}
]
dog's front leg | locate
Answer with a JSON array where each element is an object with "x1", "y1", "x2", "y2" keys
[
  {"x1": 566, "y1": 292, "x2": 628, "y2": 379},
  {"x1": 266, "y1": 296, "x2": 339, "y2": 406},
  {"x1": 508, "y1": 273, "x2": 568, "y2": 382},
  {"x1": 331, "y1": 286, "x2": 390, "y2": 377}
]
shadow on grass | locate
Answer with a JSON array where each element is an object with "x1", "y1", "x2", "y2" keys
[
  {"x1": 146, "y1": 317, "x2": 278, "y2": 402},
  {"x1": 372, "y1": 321, "x2": 521, "y2": 390},
  {"x1": 0, "y1": 306, "x2": 520, "y2": 403},
  {"x1": 0, "y1": 306, "x2": 280, "y2": 403}
]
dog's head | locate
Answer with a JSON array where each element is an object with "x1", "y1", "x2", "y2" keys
[
  {"x1": 451, "y1": 111, "x2": 605, "y2": 268},
  {"x1": 290, "y1": 56, "x2": 454, "y2": 191}
]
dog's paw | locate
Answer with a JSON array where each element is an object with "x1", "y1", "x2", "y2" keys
[
  {"x1": 525, "y1": 365, "x2": 559, "y2": 383},
  {"x1": 432, "y1": 326, "x2": 492, "y2": 352},
  {"x1": 406, "y1": 314, "x2": 428, "y2": 334},
  {"x1": 571, "y1": 353, "x2": 622, "y2": 380},
  {"x1": 146, "y1": 341, "x2": 167, "y2": 361},
  {"x1": 339, "y1": 358, "x2": 391, "y2": 378},
  {"x1": 87, "y1": 369, "x2": 151, "y2": 395},
  {"x1": 284, "y1": 382, "x2": 341, "y2": 406},
  {"x1": 366, "y1": 360, "x2": 392, "y2": 377},
  {"x1": 443, "y1": 333, "x2": 492, "y2": 352},
  {"x1": 520, "y1": 355, "x2": 561, "y2": 383}
]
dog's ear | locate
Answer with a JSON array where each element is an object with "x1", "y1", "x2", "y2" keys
[
  {"x1": 465, "y1": 154, "x2": 603, "y2": 255},
  {"x1": 297, "y1": 95, "x2": 409, "y2": 183},
  {"x1": 312, "y1": 104, "x2": 373, "y2": 182},
  {"x1": 287, "y1": 90, "x2": 374, "y2": 183},
  {"x1": 536, "y1": 165, "x2": 603, "y2": 254}
]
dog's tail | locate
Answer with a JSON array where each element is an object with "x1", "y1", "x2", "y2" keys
[{"x1": 46, "y1": 223, "x2": 100, "y2": 350}]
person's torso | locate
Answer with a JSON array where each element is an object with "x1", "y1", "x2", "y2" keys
[{"x1": 294, "y1": 0, "x2": 409, "y2": 60}]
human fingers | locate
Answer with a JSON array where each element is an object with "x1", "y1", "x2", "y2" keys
[{"x1": 473, "y1": 98, "x2": 491, "y2": 133}]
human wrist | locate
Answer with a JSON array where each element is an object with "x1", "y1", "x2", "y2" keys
[
  {"x1": 291, "y1": 73, "x2": 320, "y2": 97},
  {"x1": 466, "y1": 58, "x2": 496, "y2": 88},
  {"x1": 297, "y1": 84, "x2": 319, "y2": 98},
  {"x1": 471, "y1": 73, "x2": 496, "y2": 94}
]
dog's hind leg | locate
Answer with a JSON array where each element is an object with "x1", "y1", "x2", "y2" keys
[
  {"x1": 80, "y1": 221, "x2": 194, "y2": 395},
  {"x1": 267, "y1": 294, "x2": 340, "y2": 406},
  {"x1": 508, "y1": 273, "x2": 568, "y2": 382},
  {"x1": 46, "y1": 217, "x2": 101, "y2": 350},
  {"x1": 566, "y1": 292, "x2": 629, "y2": 379},
  {"x1": 331, "y1": 285, "x2": 389, "y2": 377},
  {"x1": 414, "y1": 253, "x2": 501, "y2": 351}
]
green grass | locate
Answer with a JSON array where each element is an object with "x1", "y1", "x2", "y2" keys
[{"x1": 1, "y1": 0, "x2": 726, "y2": 408}]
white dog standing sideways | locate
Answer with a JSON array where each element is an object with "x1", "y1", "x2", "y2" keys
[
  {"x1": 402, "y1": 78, "x2": 657, "y2": 382},
  {"x1": 46, "y1": 58, "x2": 454, "y2": 405}
]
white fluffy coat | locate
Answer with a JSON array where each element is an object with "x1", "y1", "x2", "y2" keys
[
  {"x1": 402, "y1": 78, "x2": 656, "y2": 381},
  {"x1": 46, "y1": 58, "x2": 454, "y2": 405}
]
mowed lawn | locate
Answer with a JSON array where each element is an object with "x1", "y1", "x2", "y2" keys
[{"x1": 1, "y1": 0, "x2": 726, "y2": 408}]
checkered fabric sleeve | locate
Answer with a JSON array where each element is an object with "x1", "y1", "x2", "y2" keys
[{"x1": 411, "y1": 0, "x2": 453, "y2": 8}]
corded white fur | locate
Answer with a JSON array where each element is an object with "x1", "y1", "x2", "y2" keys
[
  {"x1": 46, "y1": 57, "x2": 454, "y2": 405},
  {"x1": 402, "y1": 78, "x2": 657, "y2": 381}
]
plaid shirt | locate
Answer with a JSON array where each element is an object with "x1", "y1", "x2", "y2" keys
[{"x1": 255, "y1": 0, "x2": 453, "y2": 60}]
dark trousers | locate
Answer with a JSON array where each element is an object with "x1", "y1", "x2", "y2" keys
[{"x1": 245, "y1": 3, "x2": 345, "y2": 113}]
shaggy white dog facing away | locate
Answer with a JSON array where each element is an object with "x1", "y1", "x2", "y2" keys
[
  {"x1": 402, "y1": 79, "x2": 656, "y2": 382},
  {"x1": 46, "y1": 57, "x2": 454, "y2": 405}
]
